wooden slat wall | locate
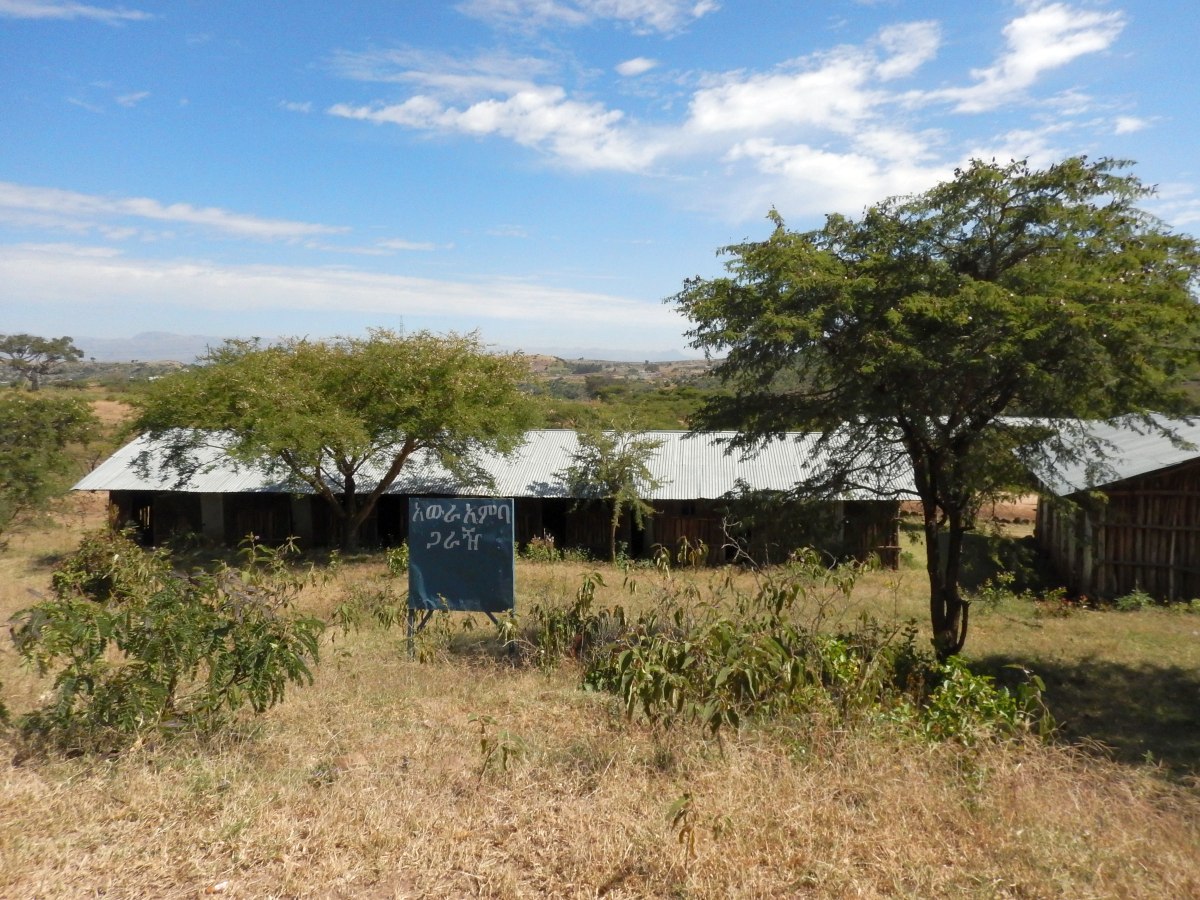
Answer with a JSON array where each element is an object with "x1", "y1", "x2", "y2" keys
[{"x1": 1038, "y1": 459, "x2": 1200, "y2": 601}]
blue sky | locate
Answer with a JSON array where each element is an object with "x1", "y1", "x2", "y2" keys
[{"x1": 1, "y1": 0, "x2": 1196, "y2": 360}]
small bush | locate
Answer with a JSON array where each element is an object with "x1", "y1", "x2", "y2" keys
[
  {"x1": 9, "y1": 530, "x2": 325, "y2": 753},
  {"x1": 385, "y1": 542, "x2": 409, "y2": 576},
  {"x1": 507, "y1": 572, "x2": 628, "y2": 668},
  {"x1": 1114, "y1": 588, "x2": 1155, "y2": 611},
  {"x1": 522, "y1": 532, "x2": 563, "y2": 563},
  {"x1": 915, "y1": 657, "x2": 1053, "y2": 744},
  {"x1": 564, "y1": 554, "x2": 1049, "y2": 744}
]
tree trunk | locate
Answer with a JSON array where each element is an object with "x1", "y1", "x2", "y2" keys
[
  {"x1": 924, "y1": 504, "x2": 969, "y2": 660},
  {"x1": 319, "y1": 473, "x2": 362, "y2": 553},
  {"x1": 609, "y1": 500, "x2": 619, "y2": 563}
]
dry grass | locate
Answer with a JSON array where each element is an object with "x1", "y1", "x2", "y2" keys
[{"x1": 2, "y1": 515, "x2": 1199, "y2": 898}]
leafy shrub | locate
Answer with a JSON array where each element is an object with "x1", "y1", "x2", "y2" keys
[
  {"x1": 468, "y1": 713, "x2": 528, "y2": 777},
  {"x1": 916, "y1": 658, "x2": 1053, "y2": 743},
  {"x1": 508, "y1": 572, "x2": 629, "y2": 668},
  {"x1": 330, "y1": 543, "x2": 408, "y2": 634},
  {"x1": 522, "y1": 532, "x2": 563, "y2": 563},
  {"x1": 385, "y1": 542, "x2": 409, "y2": 576},
  {"x1": 970, "y1": 571, "x2": 1021, "y2": 609},
  {"x1": 562, "y1": 554, "x2": 1049, "y2": 744},
  {"x1": 9, "y1": 530, "x2": 324, "y2": 753},
  {"x1": 331, "y1": 582, "x2": 406, "y2": 633},
  {"x1": 577, "y1": 555, "x2": 931, "y2": 735},
  {"x1": 1114, "y1": 588, "x2": 1155, "y2": 611},
  {"x1": 519, "y1": 532, "x2": 593, "y2": 564}
]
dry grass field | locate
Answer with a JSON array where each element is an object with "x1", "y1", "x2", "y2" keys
[{"x1": 1, "y1": 502, "x2": 1198, "y2": 898}]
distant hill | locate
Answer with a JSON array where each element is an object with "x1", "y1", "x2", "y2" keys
[
  {"x1": 73, "y1": 332, "x2": 703, "y2": 365},
  {"x1": 75, "y1": 332, "x2": 227, "y2": 363}
]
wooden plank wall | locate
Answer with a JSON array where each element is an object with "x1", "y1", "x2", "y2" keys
[{"x1": 1038, "y1": 459, "x2": 1200, "y2": 601}]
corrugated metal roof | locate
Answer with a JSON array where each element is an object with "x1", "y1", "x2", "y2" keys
[
  {"x1": 1039, "y1": 417, "x2": 1200, "y2": 495},
  {"x1": 74, "y1": 429, "x2": 913, "y2": 501}
]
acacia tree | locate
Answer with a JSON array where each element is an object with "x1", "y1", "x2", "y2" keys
[
  {"x1": 134, "y1": 330, "x2": 533, "y2": 550},
  {"x1": 0, "y1": 334, "x2": 84, "y2": 391},
  {"x1": 562, "y1": 426, "x2": 664, "y2": 563},
  {"x1": 673, "y1": 157, "x2": 1200, "y2": 658},
  {"x1": 0, "y1": 391, "x2": 96, "y2": 544}
]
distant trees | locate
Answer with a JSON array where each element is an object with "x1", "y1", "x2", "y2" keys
[
  {"x1": 133, "y1": 330, "x2": 533, "y2": 551},
  {"x1": 673, "y1": 156, "x2": 1200, "y2": 658},
  {"x1": 0, "y1": 392, "x2": 96, "y2": 544},
  {"x1": 562, "y1": 425, "x2": 664, "y2": 562},
  {"x1": 0, "y1": 335, "x2": 84, "y2": 390}
]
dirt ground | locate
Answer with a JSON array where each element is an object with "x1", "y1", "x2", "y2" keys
[
  {"x1": 91, "y1": 398, "x2": 131, "y2": 429},
  {"x1": 901, "y1": 494, "x2": 1039, "y2": 524}
]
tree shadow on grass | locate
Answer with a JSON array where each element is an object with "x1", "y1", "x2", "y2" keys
[{"x1": 976, "y1": 653, "x2": 1200, "y2": 779}]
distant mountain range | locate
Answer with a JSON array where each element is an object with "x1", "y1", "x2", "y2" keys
[
  {"x1": 74, "y1": 332, "x2": 699, "y2": 364},
  {"x1": 75, "y1": 332, "x2": 223, "y2": 363}
]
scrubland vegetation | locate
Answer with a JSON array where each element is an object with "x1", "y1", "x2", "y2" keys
[
  {"x1": 1, "y1": 504, "x2": 1198, "y2": 898},
  {"x1": 3, "y1": 155, "x2": 1199, "y2": 896}
]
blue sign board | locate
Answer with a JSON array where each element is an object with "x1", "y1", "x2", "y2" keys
[{"x1": 407, "y1": 497, "x2": 515, "y2": 614}]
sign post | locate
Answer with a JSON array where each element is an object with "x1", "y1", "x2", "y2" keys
[{"x1": 407, "y1": 497, "x2": 515, "y2": 654}]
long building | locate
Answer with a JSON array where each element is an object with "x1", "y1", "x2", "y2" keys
[{"x1": 74, "y1": 429, "x2": 910, "y2": 565}]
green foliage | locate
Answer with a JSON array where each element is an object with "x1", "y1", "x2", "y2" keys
[
  {"x1": 519, "y1": 531, "x2": 590, "y2": 563},
  {"x1": 917, "y1": 658, "x2": 1053, "y2": 744},
  {"x1": 719, "y1": 485, "x2": 853, "y2": 565},
  {"x1": 507, "y1": 572, "x2": 627, "y2": 668},
  {"x1": 1114, "y1": 588, "x2": 1156, "y2": 611},
  {"x1": 562, "y1": 425, "x2": 664, "y2": 562},
  {"x1": 0, "y1": 334, "x2": 84, "y2": 390},
  {"x1": 667, "y1": 792, "x2": 697, "y2": 862},
  {"x1": 527, "y1": 377, "x2": 718, "y2": 430},
  {"x1": 549, "y1": 556, "x2": 1052, "y2": 744},
  {"x1": 672, "y1": 156, "x2": 1200, "y2": 658},
  {"x1": 521, "y1": 532, "x2": 563, "y2": 562},
  {"x1": 385, "y1": 542, "x2": 409, "y2": 576},
  {"x1": 331, "y1": 582, "x2": 406, "y2": 634},
  {"x1": 133, "y1": 329, "x2": 533, "y2": 550},
  {"x1": 0, "y1": 390, "x2": 96, "y2": 543},
  {"x1": 468, "y1": 713, "x2": 528, "y2": 778},
  {"x1": 9, "y1": 530, "x2": 324, "y2": 752},
  {"x1": 330, "y1": 545, "x2": 407, "y2": 634}
]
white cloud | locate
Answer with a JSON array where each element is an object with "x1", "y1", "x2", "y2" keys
[
  {"x1": 324, "y1": 10, "x2": 1138, "y2": 223},
  {"x1": 0, "y1": 182, "x2": 346, "y2": 241},
  {"x1": 724, "y1": 139, "x2": 954, "y2": 219},
  {"x1": 330, "y1": 85, "x2": 661, "y2": 171},
  {"x1": 280, "y1": 100, "x2": 313, "y2": 114},
  {"x1": 684, "y1": 23, "x2": 941, "y2": 137},
  {"x1": 328, "y1": 50, "x2": 662, "y2": 171},
  {"x1": 1144, "y1": 183, "x2": 1200, "y2": 229},
  {"x1": 0, "y1": 243, "x2": 684, "y2": 331},
  {"x1": 686, "y1": 49, "x2": 881, "y2": 135},
  {"x1": 1113, "y1": 115, "x2": 1148, "y2": 135},
  {"x1": 874, "y1": 21, "x2": 940, "y2": 81},
  {"x1": 377, "y1": 238, "x2": 441, "y2": 252},
  {"x1": 616, "y1": 57, "x2": 658, "y2": 77},
  {"x1": 115, "y1": 90, "x2": 149, "y2": 107},
  {"x1": 960, "y1": 125, "x2": 1069, "y2": 171},
  {"x1": 0, "y1": 0, "x2": 151, "y2": 21},
  {"x1": 330, "y1": 47, "x2": 553, "y2": 92},
  {"x1": 922, "y1": 2, "x2": 1125, "y2": 113},
  {"x1": 455, "y1": 0, "x2": 718, "y2": 34}
]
